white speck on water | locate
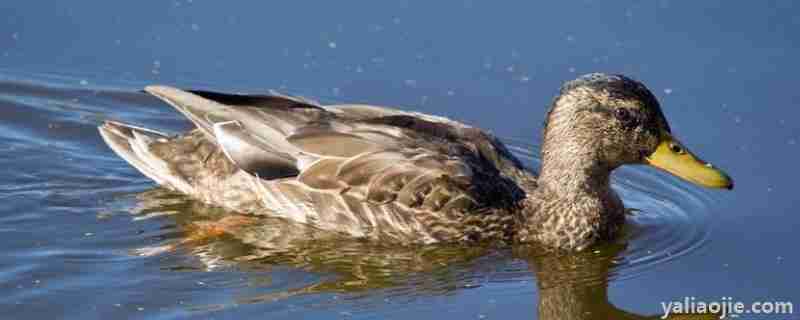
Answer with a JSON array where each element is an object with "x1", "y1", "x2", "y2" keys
[
  {"x1": 79, "y1": 79, "x2": 89, "y2": 86},
  {"x1": 196, "y1": 281, "x2": 206, "y2": 286},
  {"x1": 392, "y1": 17, "x2": 401, "y2": 25},
  {"x1": 137, "y1": 307, "x2": 144, "y2": 311},
  {"x1": 519, "y1": 75, "x2": 530, "y2": 83},
  {"x1": 33, "y1": 280, "x2": 40, "y2": 284},
  {"x1": 663, "y1": 88, "x2": 673, "y2": 95},
  {"x1": 733, "y1": 116, "x2": 742, "y2": 124},
  {"x1": 568, "y1": 67, "x2": 576, "y2": 73},
  {"x1": 191, "y1": 23, "x2": 200, "y2": 31},
  {"x1": 506, "y1": 65, "x2": 514, "y2": 72},
  {"x1": 404, "y1": 79, "x2": 417, "y2": 87},
  {"x1": 511, "y1": 50, "x2": 520, "y2": 59},
  {"x1": 355, "y1": 65, "x2": 364, "y2": 73},
  {"x1": 114, "y1": 39, "x2": 122, "y2": 45},
  {"x1": 566, "y1": 35, "x2": 575, "y2": 42},
  {"x1": 767, "y1": 186, "x2": 773, "y2": 192},
  {"x1": 152, "y1": 60, "x2": 161, "y2": 75},
  {"x1": 789, "y1": 138, "x2": 797, "y2": 145},
  {"x1": 328, "y1": 41, "x2": 337, "y2": 49},
  {"x1": 483, "y1": 62, "x2": 492, "y2": 70},
  {"x1": 738, "y1": 144, "x2": 748, "y2": 152},
  {"x1": 340, "y1": 311, "x2": 353, "y2": 317},
  {"x1": 331, "y1": 87, "x2": 341, "y2": 96},
  {"x1": 446, "y1": 90, "x2": 455, "y2": 96},
  {"x1": 478, "y1": 314, "x2": 487, "y2": 319},
  {"x1": 420, "y1": 95, "x2": 429, "y2": 105},
  {"x1": 369, "y1": 24, "x2": 384, "y2": 32},
  {"x1": 11, "y1": 32, "x2": 18, "y2": 40},
  {"x1": 84, "y1": 232, "x2": 94, "y2": 237},
  {"x1": 625, "y1": 9, "x2": 634, "y2": 18}
]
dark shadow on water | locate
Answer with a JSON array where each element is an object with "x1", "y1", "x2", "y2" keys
[{"x1": 131, "y1": 188, "x2": 718, "y2": 319}]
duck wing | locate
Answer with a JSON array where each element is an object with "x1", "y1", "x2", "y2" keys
[
  {"x1": 142, "y1": 86, "x2": 529, "y2": 241},
  {"x1": 144, "y1": 85, "x2": 329, "y2": 180}
]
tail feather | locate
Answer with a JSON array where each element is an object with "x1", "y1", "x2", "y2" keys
[{"x1": 98, "y1": 121, "x2": 193, "y2": 193}]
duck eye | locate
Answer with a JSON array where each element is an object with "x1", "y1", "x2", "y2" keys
[{"x1": 614, "y1": 108, "x2": 638, "y2": 128}]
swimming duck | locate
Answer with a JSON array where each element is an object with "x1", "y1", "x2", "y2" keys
[{"x1": 99, "y1": 73, "x2": 732, "y2": 251}]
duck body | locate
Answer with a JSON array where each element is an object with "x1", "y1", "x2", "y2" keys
[
  {"x1": 99, "y1": 74, "x2": 732, "y2": 251},
  {"x1": 101, "y1": 86, "x2": 537, "y2": 245}
]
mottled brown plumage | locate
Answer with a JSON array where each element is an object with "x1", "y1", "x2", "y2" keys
[{"x1": 99, "y1": 73, "x2": 730, "y2": 251}]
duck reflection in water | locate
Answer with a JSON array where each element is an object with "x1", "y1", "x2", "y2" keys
[{"x1": 130, "y1": 189, "x2": 718, "y2": 320}]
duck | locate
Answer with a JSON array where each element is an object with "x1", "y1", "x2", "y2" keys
[{"x1": 98, "y1": 73, "x2": 732, "y2": 251}]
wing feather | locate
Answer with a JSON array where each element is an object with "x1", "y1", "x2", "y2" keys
[{"x1": 143, "y1": 86, "x2": 516, "y2": 224}]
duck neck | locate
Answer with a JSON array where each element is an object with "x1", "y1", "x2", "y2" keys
[
  {"x1": 538, "y1": 136, "x2": 613, "y2": 195},
  {"x1": 518, "y1": 136, "x2": 624, "y2": 250}
]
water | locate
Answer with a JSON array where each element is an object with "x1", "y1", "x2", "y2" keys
[{"x1": 1, "y1": 1, "x2": 798, "y2": 319}]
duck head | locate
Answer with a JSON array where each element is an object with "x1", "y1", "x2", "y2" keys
[
  {"x1": 521, "y1": 73, "x2": 732, "y2": 250},
  {"x1": 539, "y1": 73, "x2": 733, "y2": 190}
]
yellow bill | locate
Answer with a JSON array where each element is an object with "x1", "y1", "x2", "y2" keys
[{"x1": 645, "y1": 131, "x2": 733, "y2": 190}]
